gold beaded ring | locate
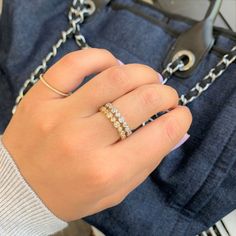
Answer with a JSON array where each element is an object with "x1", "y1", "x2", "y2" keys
[{"x1": 99, "y1": 103, "x2": 132, "y2": 140}]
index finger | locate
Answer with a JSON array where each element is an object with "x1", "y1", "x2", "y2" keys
[{"x1": 28, "y1": 48, "x2": 120, "y2": 100}]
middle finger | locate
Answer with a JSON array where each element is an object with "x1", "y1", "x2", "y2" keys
[
  {"x1": 67, "y1": 64, "x2": 163, "y2": 117},
  {"x1": 89, "y1": 83, "x2": 179, "y2": 146}
]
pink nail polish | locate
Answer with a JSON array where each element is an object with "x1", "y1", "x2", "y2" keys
[
  {"x1": 171, "y1": 133, "x2": 190, "y2": 151},
  {"x1": 158, "y1": 74, "x2": 164, "y2": 84},
  {"x1": 118, "y1": 60, "x2": 124, "y2": 65}
]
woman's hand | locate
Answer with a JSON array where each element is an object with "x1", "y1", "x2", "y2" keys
[{"x1": 2, "y1": 48, "x2": 192, "y2": 222}]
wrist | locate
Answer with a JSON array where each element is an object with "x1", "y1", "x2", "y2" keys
[{"x1": 0, "y1": 136, "x2": 68, "y2": 235}]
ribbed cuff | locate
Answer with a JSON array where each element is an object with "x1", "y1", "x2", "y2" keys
[{"x1": 0, "y1": 136, "x2": 68, "y2": 236}]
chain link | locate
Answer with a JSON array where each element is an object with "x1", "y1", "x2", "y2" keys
[
  {"x1": 161, "y1": 46, "x2": 236, "y2": 106},
  {"x1": 12, "y1": 0, "x2": 236, "y2": 128},
  {"x1": 142, "y1": 46, "x2": 236, "y2": 126},
  {"x1": 179, "y1": 46, "x2": 236, "y2": 105},
  {"x1": 10, "y1": 5, "x2": 234, "y2": 232},
  {"x1": 162, "y1": 58, "x2": 185, "y2": 84},
  {"x1": 12, "y1": 0, "x2": 96, "y2": 114}
]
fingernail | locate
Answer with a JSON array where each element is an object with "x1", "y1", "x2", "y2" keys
[
  {"x1": 171, "y1": 133, "x2": 190, "y2": 151},
  {"x1": 158, "y1": 74, "x2": 164, "y2": 84},
  {"x1": 118, "y1": 59, "x2": 124, "y2": 65}
]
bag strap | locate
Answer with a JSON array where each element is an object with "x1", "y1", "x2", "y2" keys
[
  {"x1": 12, "y1": 0, "x2": 96, "y2": 114},
  {"x1": 162, "y1": 46, "x2": 236, "y2": 105},
  {"x1": 142, "y1": 45, "x2": 236, "y2": 126},
  {"x1": 163, "y1": 0, "x2": 222, "y2": 78},
  {"x1": 12, "y1": 0, "x2": 236, "y2": 118}
]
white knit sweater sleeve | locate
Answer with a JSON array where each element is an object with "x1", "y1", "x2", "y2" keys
[{"x1": 0, "y1": 136, "x2": 68, "y2": 235}]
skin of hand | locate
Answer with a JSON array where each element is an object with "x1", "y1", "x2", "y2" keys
[{"x1": 2, "y1": 48, "x2": 192, "y2": 222}]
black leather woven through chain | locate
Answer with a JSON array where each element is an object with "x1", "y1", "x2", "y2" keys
[
  {"x1": 162, "y1": 58, "x2": 183, "y2": 80},
  {"x1": 179, "y1": 48, "x2": 236, "y2": 105}
]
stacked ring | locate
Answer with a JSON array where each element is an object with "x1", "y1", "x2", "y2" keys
[
  {"x1": 99, "y1": 103, "x2": 132, "y2": 140},
  {"x1": 105, "y1": 103, "x2": 132, "y2": 137}
]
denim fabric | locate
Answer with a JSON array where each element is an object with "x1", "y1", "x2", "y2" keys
[{"x1": 0, "y1": 0, "x2": 236, "y2": 235}]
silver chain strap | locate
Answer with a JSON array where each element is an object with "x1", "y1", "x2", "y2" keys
[
  {"x1": 142, "y1": 46, "x2": 236, "y2": 126},
  {"x1": 161, "y1": 46, "x2": 236, "y2": 105},
  {"x1": 179, "y1": 46, "x2": 236, "y2": 105},
  {"x1": 162, "y1": 59, "x2": 185, "y2": 84},
  {"x1": 12, "y1": 0, "x2": 96, "y2": 114},
  {"x1": 12, "y1": 0, "x2": 236, "y2": 123}
]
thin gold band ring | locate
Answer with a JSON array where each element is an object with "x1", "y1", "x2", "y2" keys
[{"x1": 39, "y1": 74, "x2": 72, "y2": 97}]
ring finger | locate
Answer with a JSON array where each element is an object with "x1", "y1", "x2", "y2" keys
[{"x1": 89, "y1": 83, "x2": 179, "y2": 146}]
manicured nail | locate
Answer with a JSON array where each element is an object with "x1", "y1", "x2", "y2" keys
[
  {"x1": 158, "y1": 74, "x2": 164, "y2": 84},
  {"x1": 171, "y1": 133, "x2": 190, "y2": 151},
  {"x1": 118, "y1": 59, "x2": 124, "y2": 65}
]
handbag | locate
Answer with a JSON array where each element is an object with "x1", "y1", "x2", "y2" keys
[
  {"x1": 12, "y1": 0, "x2": 236, "y2": 114},
  {"x1": 1, "y1": 0, "x2": 236, "y2": 235}
]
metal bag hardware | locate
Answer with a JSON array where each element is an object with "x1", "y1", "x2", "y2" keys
[
  {"x1": 12, "y1": 0, "x2": 235, "y2": 119},
  {"x1": 163, "y1": 0, "x2": 222, "y2": 78}
]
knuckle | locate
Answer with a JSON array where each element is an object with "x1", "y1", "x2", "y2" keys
[
  {"x1": 137, "y1": 64, "x2": 156, "y2": 73},
  {"x1": 164, "y1": 115, "x2": 183, "y2": 145},
  {"x1": 90, "y1": 165, "x2": 115, "y2": 189},
  {"x1": 165, "y1": 85, "x2": 179, "y2": 102},
  {"x1": 104, "y1": 193, "x2": 127, "y2": 208},
  {"x1": 139, "y1": 85, "x2": 160, "y2": 106},
  {"x1": 36, "y1": 119, "x2": 54, "y2": 133},
  {"x1": 180, "y1": 105, "x2": 193, "y2": 127},
  {"x1": 63, "y1": 48, "x2": 115, "y2": 66},
  {"x1": 164, "y1": 106, "x2": 192, "y2": 145},
  {"x1": 135, "y1": 64, "x2": 160, "y2": 83},
  {"x1": 62, "y1": 51, "x2": 79, "y2": 65},
  {"x1": 37, "y1": 115, "x2": 57, "y2": 134},
  {"x1": 59, "y1": 133, "x2": 78, "y2": 156},
  {"x1": 97, "y1": 48, "x2": 115, "y2": 60},
  {"x1": 18, "y1": 99, "x2": 34, "y2": 114},
  {"x1": 34, "y1": 109, "x2": 57, "y2": 134},
  {"x1": 19, "y1": 100, "x2": 55, "y2": 133},
  {"x1": 108, "y1": 66, "x2": 130, "y2": 91},
  {"x1": 110, "y1": 194, "x2": 126, "y2": 207}
]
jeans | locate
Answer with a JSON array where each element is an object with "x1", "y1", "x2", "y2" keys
[{"x1": 0, "y1": 0, "x2": 236, "y2": 235}]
